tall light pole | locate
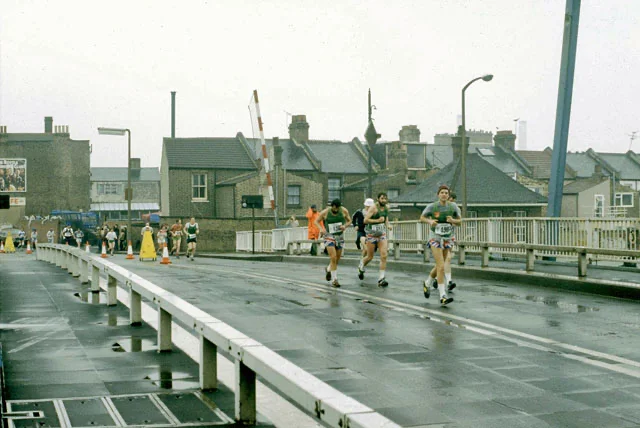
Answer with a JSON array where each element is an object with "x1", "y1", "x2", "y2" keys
[
  {"x1": 460, "y1": 74, "x2": 493, "y2": 217},
  {"x1": 364, "y1": 89, "x2": 381, "y2": 198},
  {"x1": 97, "y1": 127, "x2": 132, "y2": 243}
]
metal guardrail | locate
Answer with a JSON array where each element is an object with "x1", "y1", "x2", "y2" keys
[{"x1": 36, "y1": 244, "x2": 400, "y2": 428}]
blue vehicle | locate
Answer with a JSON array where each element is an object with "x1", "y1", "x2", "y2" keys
[{"x1": 50, "y1": 211, "x2": 99, "y2": 244}]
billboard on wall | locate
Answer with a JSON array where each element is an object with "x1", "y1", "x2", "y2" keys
[{"x1": 0, "y1": 158, "x2": 27, "y2": 192}]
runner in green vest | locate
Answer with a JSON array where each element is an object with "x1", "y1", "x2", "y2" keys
[
  {"x1": 315, "y1": 199, "x2": 351, "y2": 288},
  {"x1": 183, "y1": 217, "x2": 199, "y2": 261},
  {"x1": 420, "y1": 185, "x2": 461, "y2": 306},
  {"x1": 359, "y1": 192, "x2": 393, "y2": 287}
]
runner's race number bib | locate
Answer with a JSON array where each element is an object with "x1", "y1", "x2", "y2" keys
[
  {"x1": 328, "y1": 222, "x2": 342, "y2": 234},
  {"x1": 188, "y1": 233, "x2": 197, "y2": 239},
  {"x1": 369, "y1": 223, "x2": 386, "y2": 237},
  {"x1": 434, "y1": 223, "x2": 453, "y2": 236}
]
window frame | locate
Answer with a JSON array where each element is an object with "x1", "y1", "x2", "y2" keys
[
  {"x1": 328, "y1": 178, "x2": 342, "y2": 201},
  {"x1": 287, "y1": 185, "x2": 301, "y2": 207},
  {"x1": 191, "y1": 173, "x2": 208, "y2": 201},
  {"x1": 615, "y1": 192, "x2": 634, "y2": 207}
]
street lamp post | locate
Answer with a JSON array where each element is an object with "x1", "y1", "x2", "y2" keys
[
  {"x1": 364, "y1": 89, "x2": 381, "y2": 198},
  {"x1": 97, "y1": 127, "x2": 132, "y2": 244},
  {"x1": 460, "y1": 74, "x2": 493, "y2": 217}
]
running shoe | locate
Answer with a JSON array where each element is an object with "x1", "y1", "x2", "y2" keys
[
  {"x1": 331, "y1": 279, "x2": 341, "y2": 288},
  {"x1": 378, "y1": 278, "x2": 389, "y2": 287},
  {"x1": 357, "y1": 267, "x2": 365, "y2": 280},
  {"x1": 325, "y1": 267, "x2": 331, "y2": 282},
  {"x1": 423, "y1": 280, "x2": 430, "y2": 299},
  {"x1": 432, "y1": 281, "x2": 438, "y2": 290},
  {"x1": 440, "y1": 296, "x2": 454, "y2": 306},
  {"x1": 448, "y1": 281, "x2": 456, "y2": 292}
]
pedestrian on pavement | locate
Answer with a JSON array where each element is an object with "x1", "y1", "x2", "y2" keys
[
  {"x1": 315, "y1": 199, "x2": 351, "y2": 288},
  {"x1": 106, "y1": 228, "x2": 118, "y2": 256},
  {"x1": 46, "y1": 228, "x2": 55, "y2": 244},
  {"x1": 306, "y1": 204, "x2": 323, "y2": 255},
  {"x1": 156, "y1": 225, "x2": 168, "y2": 255},
  {"x1": 74, "y1": 228, "x2": 84, "y2": 248},
  {"x1": 286, "y1": 215, "x2": 299, "y2": 228},
  {"x1": 183, "y1": 217, "x2": 199, "y2": 261},
  {"x1": 119, "y1": 227, "x2": 127, "y2": 251},
  {"x1": 420, "y1": 184, "x2": 460, "y2": 306},
  {"x1": 359, "y1": 192, "x2": 393, "y2": 287},
  {"x1": 170, "y1": 219, "x2": 183, "y2": 258},
  {"x1": 30, "y1": 229, "x2": 38, "y2": 250},
  {"x1": 16, "y1": 228, "x2": 25, "y2": 249}
]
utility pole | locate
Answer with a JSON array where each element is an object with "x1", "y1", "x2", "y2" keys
[{"x1": 364, "y1": 89, "x2": 381, "y2": 198}]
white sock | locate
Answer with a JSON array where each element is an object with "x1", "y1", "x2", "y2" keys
[
  {"x1": 445, "y1": 273, "x2": 451, "y2": 284},
  {"x1": 379, "y1": 270, "x2": 385, "y2": 280},
  {"x1": 358, "y1": 260, "x2": 364, "y2": 270},
  {"x1": 438, "y1": 283, "x2": 446, "y2": 299},
  {"x1": 331, "y1": 270, "x2": 337, "y2": 281},
  {"x1": 327, "y1": 264, "x2": 332, "y2": 272},
  {"x1": 426, "y1": 276, "x2": 435, "y2": 287}
]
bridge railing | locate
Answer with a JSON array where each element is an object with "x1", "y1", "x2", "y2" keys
[
  {"x1": 36, "y1": 244, "x2": 399, "y2": 428},
  {"x1": 238, "y1": 217, "x2": 639, "y2": 261}
]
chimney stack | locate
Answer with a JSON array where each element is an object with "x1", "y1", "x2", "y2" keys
[
  {"x1": 451, "y1": 125, "x2": 469, "y2": 161},
  {"x1": 44, "y1": 116, "x2": 53, "y2": 133},
  {"x1": 272, "y1": 137, "x2": 283, "y2": 166},
  {"x1": 171, "y1": 91, "x2": 176, "y2": 139},
  {"x1": 288, "y1": 115, "x2": 310, "y2": 143},
  {"x1": 494, "y1": 130, "x2": 516, "y2": 151},
  {"x1": 399, "y1": 125, "x2": 420, "y2": 143}
]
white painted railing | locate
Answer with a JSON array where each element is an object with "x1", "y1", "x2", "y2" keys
[
  {"x1": 238, "y1": 218, "x2": 640, "y2": 262},
  {"x1": 36, "y1": 244, "x2": 399, "y2": 428}
]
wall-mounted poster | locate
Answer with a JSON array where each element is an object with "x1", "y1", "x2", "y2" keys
[{"x1": 0, "y1": 159, "x2": 27, "y2": 192}]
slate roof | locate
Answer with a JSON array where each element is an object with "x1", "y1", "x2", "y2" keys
[
  {"x1": 243, "y1": 137, "x2": 318, "y2": 171},
  {"x1": 163, "y1": 137, "x2": 257, "y2": 170},
  {"x1": 476, "y1": 146, "x2": 529, "y2": 177},
  {"x1": 563, "y1": 177, "x2": 608, "y2": 194},
  {"x1": 516, "y1": 149, "x2": 576, "y2": 180},
  {"x1": 566, "y1": 152, "x2": 614, "y2": 178},
  {"x1": 395, "y1": 154, "x2": 547, "y2": 205},
  {"x1": 597, "y1": 152, "x2": 640, "y2": 180},
  {"x1": 426, "y1": 145, "x2": 454, "y2": 169},
  {"x1": 91, "y1": 167, "x2": 160, "y2": 182},
  {"x1": 306, "y1": 140, "x2": 370, "y2": 174}
]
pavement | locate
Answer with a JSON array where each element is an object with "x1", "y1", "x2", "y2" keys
[
  {"x1": 3, "y1": 249, "x2": 640, "y2": 427},
  {"x1": 0, "y1": 254, "x2": 273, "y2": 428}
]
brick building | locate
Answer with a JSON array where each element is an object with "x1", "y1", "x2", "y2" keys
[
  {"x1": 90, "y1": 158, "x2": 160, "y2": 222},
  {"x1": 0, "y1": 117, "x2": 90, "y2": 224}
]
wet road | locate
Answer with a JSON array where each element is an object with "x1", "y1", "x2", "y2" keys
[{"x1": 105, "y1": 255, "x2": 640, "y2": 428}]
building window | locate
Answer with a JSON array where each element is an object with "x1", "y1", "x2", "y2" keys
[
  {"x1": 594, "y1": 194, "x2": 604, "y2": 217},
  {"x1": 489, "y1": 210, "x2": 503, "y2": 218},
  {"x1": 328, "y1": 178, "x2": 341, "y2": 201},
  {"x1": 97, "y1": 183, "x2": 121, "y2": 195},
  {"x1": 387, "y1": 189, "x2": 399, "y2": 200},
  {"x1": 514, "y1": 211, "x2": 526, "y2": 217},
  {"x1": 615, "y1": 193, "x2": 634, "y2": 207},
  {"x1": 287, "y1": 185, "x2": 301, "y2": 206},
  {"x1": 192, "y1": 174, "x2": 207, "y2": 200},
  {"x1": 467, "y1": 211, "x2": 478, "y2": 218},
  {"x1": 406, "y1": 145, "x2": 426, "y2": 169}
]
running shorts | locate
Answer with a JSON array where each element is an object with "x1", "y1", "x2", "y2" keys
[
  {"x1": 323, "y1": 235, "x2": 344, "y2": 250},
  {"x1": 427, "y1": 237, "x2": 455, "y2": 249},
  {"x1": 366, "y1": 233, "x2": 387, "y2": 244}
]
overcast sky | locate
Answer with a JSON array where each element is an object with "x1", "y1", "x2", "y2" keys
[{"x1": 1, "y1": 0, "x2": 639, "y2": 168}]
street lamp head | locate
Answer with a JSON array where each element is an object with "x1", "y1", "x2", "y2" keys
[
  {"x1": 97, "y1": 127, "x2": 127, "y2": 136},
  {"x1": 482, "y1": 74, "x2": 494, "y2": 82}
]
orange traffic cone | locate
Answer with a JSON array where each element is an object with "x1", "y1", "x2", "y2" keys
[
  {"x1": 159, "y1": 243, "x2": 171, "y2": 265},
  {"x1": 85, "y1": 241, "x2": 91, "y2": 252},
  {"x1": 101, "y1": 242, "x2": 108, "y2": 258},
  {"x1": 126, "y1": 240, "x2": 135, "y2": 260},
  {"x1": 26, "y1": 241, "x2": 33, "y2": 254},
  {"x1": 0, "y1": 241, "x2": 4, "y2": 253}
]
